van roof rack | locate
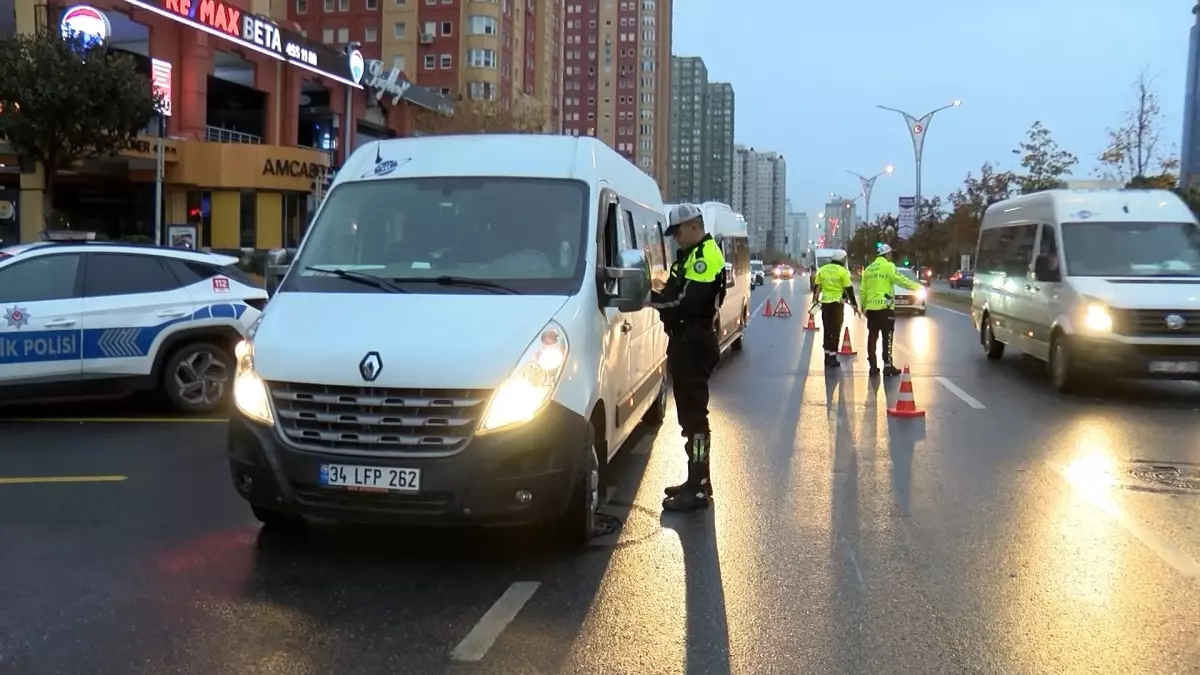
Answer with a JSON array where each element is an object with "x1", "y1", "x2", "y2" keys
[{"x1": 1053, "y1": 180, "x2": 1124, "y2": 190}]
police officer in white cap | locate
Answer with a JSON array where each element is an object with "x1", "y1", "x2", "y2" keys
[{"x1": 651, "y1": 204, "x2": 727, "y2": 511}]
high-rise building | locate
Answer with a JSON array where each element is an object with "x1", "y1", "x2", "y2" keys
[
  {"x1": 667, "y1": 56, "x2": 734, "y2": 205},
  {"x1": 785, "y1": 201, "x2": 809, "y2": 261},
  {"x1": 283, "y1": 0, "x2": 564, "y2": 132},
  {"x1": 824, "y1": 195, "x2": 857, "y2": 249},
  {"x1": 1183, "y1": 3, "x2": 1200, "y2": 188},
  {"x1": 732, "y1": 145, "x2": 787, "y2": 256},
  {"x1": 560, "y1": 0, "x2": 673, "y2": 192}
]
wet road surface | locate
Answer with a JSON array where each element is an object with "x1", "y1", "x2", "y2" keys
[{"x1": 3, "y1": 279, "x2": 1200, "y2": 674}]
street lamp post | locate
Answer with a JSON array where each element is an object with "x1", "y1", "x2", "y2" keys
[
  {"x1": 877, "y1": 100, "x2": 960, "y2": 236},
  {"x1": 845, "y1": 164, "x2": 894, "y2": 232}
]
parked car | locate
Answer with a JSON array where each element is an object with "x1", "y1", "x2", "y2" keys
[
  {"x1": 0, "y1": 239, "x2": 266, "y2": 412},
  {"x1": 949, "y1": 269, "x2": 974, "y2": 289}
]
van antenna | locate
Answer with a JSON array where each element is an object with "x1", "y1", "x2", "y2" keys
[{"x1": 374, "y1": 142, "x2": 382, "y2": 165}]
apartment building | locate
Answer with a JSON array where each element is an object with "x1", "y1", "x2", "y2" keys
[
  {"x1": 284, "y1": 0, "x2": 564, "y2": 130},
  {"x1": 823, "y1": 195, "x2": 857, "y2": 249},
  {"x1": 668, "y1": 56, "x2": 735, "y2": 205},
  {"x1": 784, "y1": 202, "x2": 810, "y2": 261},
  {"x1": 560, "y1": 0, "x2": 673, "y2": 192},
  {"x1": 732, "y1": 145, "x2": 787, "y2": 256}
]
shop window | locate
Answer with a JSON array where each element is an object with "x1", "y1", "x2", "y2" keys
[
  {"x1": 187, "y1": 190, "x2": 212, "y2": 248},
  {"x1": 239, "y1": 190, "x2": 257, "y2": 249},
  {"x1": 283, "y1": 193, "x2": 309, "y2": 248}
]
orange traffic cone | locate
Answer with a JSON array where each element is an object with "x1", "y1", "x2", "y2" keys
[
  {"x1": 804, "y1": 311, "x2": 818, "y2": 331},
  {"x1": 774, "y1": 298, "x2": 792, "y2": 317},
  {"x1": 887, "y1": 365, "x2": 926, "y2": 418},
  {"x1": 838, "y1": 327, "x2": 856, "y2": 356},
  {"x1": 762, "y1": 300, "x2": 773, "y2": 317}
]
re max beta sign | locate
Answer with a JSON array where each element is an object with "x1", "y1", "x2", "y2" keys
[{"x1": 164, "y1": 0, "x2": 281, "y2": 53}]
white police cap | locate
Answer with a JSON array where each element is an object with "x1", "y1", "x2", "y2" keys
[{"x1": 665, "y1": 203, "x2": 704, "y2": 235}]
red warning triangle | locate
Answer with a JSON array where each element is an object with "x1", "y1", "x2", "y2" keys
[{"x1": 773, "y1": 298, "x2": 792, "y2": 317}]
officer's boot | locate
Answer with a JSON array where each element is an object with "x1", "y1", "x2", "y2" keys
[
  {"x1": 664, "y1": 434, "x2": 714, "y2": 498},
  {"x1": 824, "y1": 351, "x2": 840, "y2": 369},
  {"x1": 662, "y1": 435, "x2": 712, "y2": 511}
]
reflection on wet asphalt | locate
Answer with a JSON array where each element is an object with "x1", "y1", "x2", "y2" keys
[{"x1": 3, "y1": 281, "x2": 1199, "y2": 674}]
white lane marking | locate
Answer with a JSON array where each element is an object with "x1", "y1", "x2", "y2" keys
[
  {"x1": 745, "y1": 295, "x2": 770, "y2": 325},
  {"x1": 1052, "y1": 464, "x2": 1200, "y2": 578},
  {"x1": 451, "y1": 581, "x2": 541, "y2": 662},
  {"x1": 934, "y1": 376, "x2": 986, "y2": 409},
  {"x1": 930, "y1": 302, "x2": 971, "y2": 318}
]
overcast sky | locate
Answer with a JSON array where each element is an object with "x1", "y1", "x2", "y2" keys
[{"x1": 671, "y1": 0, "x2": 1189, "y2": 218}]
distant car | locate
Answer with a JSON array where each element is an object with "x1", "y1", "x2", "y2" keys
[
  {"x1": 949, "y1": 269, "x2": 974, "y2": 289},
  {"x1": 893, "y1": 267, "x2": 927, "y2": 315},
  {"x1": 750, "y1": 260, "x2": 765, "y2": 287},
  {"x1": 773, "y1": 265, "x2": 794, "y2": 280}
]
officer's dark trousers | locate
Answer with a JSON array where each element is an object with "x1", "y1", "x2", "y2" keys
[
  {"x1": 865, "y1": 309, "x2": 896, "y2": 366},
  {"x1": 820, "y1": 302, "x2": 844, "y2": 355},
  {"x1": 667, "y1": 325, "x2": 720, "y2": 484}
]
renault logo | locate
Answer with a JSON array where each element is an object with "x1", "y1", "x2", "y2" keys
[
  {"x1": 359, "y1": 351, "x2": 383, "y2": 382},
  {"x1": 1166, "y1": 314, "x2": 1186, "y2": 331}
]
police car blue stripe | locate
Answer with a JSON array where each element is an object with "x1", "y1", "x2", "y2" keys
[{"x1": 0, "y1": 303, "x2": 248, "y2": 364}]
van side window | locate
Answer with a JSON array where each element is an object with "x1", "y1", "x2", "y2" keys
[
  {"x1": 623, "y1": 209, "x2": 638, "y2": 251},
  {"x1": 976, "y1": 229, "x2": 1003, "y2": 273},
  {"x1": 1007, "y1": 224, "x2": 1037, "y2": 277},
  {"x1": 1036, "y1": 224, "x2": 1059, "y2": 279},
  {"x1": 603, "y1": 202, "x2": 619, "y2": 267}
]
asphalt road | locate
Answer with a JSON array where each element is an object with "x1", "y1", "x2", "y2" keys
[{"x1": 3, "y1": 279, "x2": 1200, "y2": 675}]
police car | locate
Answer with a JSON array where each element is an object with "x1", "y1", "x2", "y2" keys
[{"x1": 0, "y1": 239, "x2": 267, "y2": 412}]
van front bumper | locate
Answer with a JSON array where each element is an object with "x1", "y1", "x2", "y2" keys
[
  {"x1": 1072, "y1": 336, "x2": 1200, "y2": 379},
  {"x1": 226, "y1": 403, "x2": 589, "y2": 527}
]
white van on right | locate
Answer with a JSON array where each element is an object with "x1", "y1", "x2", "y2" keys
[{"x1": 972, "y1": 187, "x2": 1200, "y2": 392}]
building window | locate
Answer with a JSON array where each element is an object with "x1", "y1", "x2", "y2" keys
[
  {"x1": 423, "y1": 21, "x2": 436, "y2": 37},
  {"x1": 441, "y1": 21, "x2": 453, "y2": 36},
  {"x1": 364, "y1": 26, "x2": 377, "y2": 42},
  {"x1": 424, "y1": 54, "x2": 436, "y2": 69},
  {"x1": 395, "y1": 0, "x2": 406, "y2": 4},
  {"x1": 468, "y1": 81, "x2": 497, "y2": 100},
  {"x1": 393, "y1": 21, "x2": 406, "y2": 38},
  {"x1": 426, "y1": 0, "x2": 436, "y2": 4},
  {"x1": 338, "y1": 0, "x2": 349, "y2": 10},
  {"x1": 296, "y1": 0, "x2": 307, "y2": 13},
  {"x1": 324, "y1": 0, "x2": 333, "y2": 8},
  {"x1": 337, "y1": 27, "x2": 349, "y2": 42},
  {"x1": 322, "y1": 28, "x2": 333, "y2": 42},
  {"x1": 467, "y1": 48, "x2": 497, "y2": 68},
  {"x1": 392, "y1": 55, "x2": 406, "y2": 72},
  {"x1": 468, "y1": 15, "x2": 497, "y2": 34},
  {"x1": 440, "y1": 53, "x2": 452, "y2": 69}
]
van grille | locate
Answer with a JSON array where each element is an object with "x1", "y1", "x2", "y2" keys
[
  {"x1": 267, "y1": 382, "x2": 490, "y2": 456},
  {"x1": 1111, "y1": 309, "x2": 1200, "y2": 338}
]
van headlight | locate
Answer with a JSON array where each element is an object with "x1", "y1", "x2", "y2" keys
[
  {"x1": 1082, "y1": 301, "x2": 1113, "y2": 333},
  {"x1": 233, "y1": 339, "x2": 274, "y2": 425},
  {"x1": 479, "y1": 321, "x2": 569, "y2": 433}
]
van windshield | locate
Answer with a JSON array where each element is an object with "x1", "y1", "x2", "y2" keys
[
  {"x1": 285, "y1": 177, "x2": 590, "y2": 294},
  {"x1": 1062, "y1": 221, "x2": 1200, "y2": 277},
  {"x1": 750, "y1": 261, "x2": 762, "y2": 271}
]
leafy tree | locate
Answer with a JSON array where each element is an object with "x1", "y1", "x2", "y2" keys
[
  {"x1": 0, "y1": 29, "x2": 160, "y2": 226},
  {"x1": 1098, "y1": 70, "x2": 1179, "y2": 187},
  {"x1": 1013, "y1": 121, "x2": 1078, "y2": 193},
  {"x1": 942, "y1": 162, "x2": 1016, "y2": 273},
  {"x1": 413, "y1": 99, "x2": 548, "y2": 135}
]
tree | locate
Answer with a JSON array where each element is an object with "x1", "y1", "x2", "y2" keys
[
  {"x1": 1013, "y1": 121, "x2": 1078, "y2": 193},
  {"x1": 1098, "y1": 70, "x2": 1180, "y2": 187},
  {"x1": 0, "y1": 29, "x2": 160, "y2": 226},
  {"x1": 413, "y1": 99, "x2": 549, "y2": 135},
  {"x1": 941, "y1": 162, "x2": 1016, "y2": 274},
  {"x1": 847, "y1": 214, "x2": 899, "y2": 267}
]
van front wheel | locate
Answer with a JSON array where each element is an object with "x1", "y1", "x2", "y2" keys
[
  {"x1": 1049, "y1": 334, "x2": 1084, "y2": 394},
  {"x1": 555, "y1": 424, "x2": 601, "y2": 547},
  {"x1": 981, "y1": 318, "x2": 1005, "y2": 360}
]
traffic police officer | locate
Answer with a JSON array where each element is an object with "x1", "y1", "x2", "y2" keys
[
  {"x1": 813, "y1": 250, "x2": 860, "y2": 369},
  {"x1": 860, "y1": 244, "x2": 921, "y2": 376},
  {"x1": 651, "y1": 203, "x2": 726, "y2": 512}
]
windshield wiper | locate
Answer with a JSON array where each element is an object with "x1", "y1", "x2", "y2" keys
[
  {"x1": 304, "y1": 267, "x2": 409, "y2": 293},
  {"x1": 391, "y1": 276, "x2": 519, "y2": 294}
]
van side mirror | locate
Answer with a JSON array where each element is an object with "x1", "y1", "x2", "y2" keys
[
  {"x1": 265, "y1": 248, "x2": 296, "y2": 296},
  {"x1": 602, "y1": 248, "x2": 650, "y2": 312},
  {"x1": 1034, "y1": 254, "x2": 1061, "y2": 282}
]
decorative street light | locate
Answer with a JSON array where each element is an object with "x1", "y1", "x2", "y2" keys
[
  {"x1": 877, "y1": 100, "x2": 961, "y2": 236},
  {"x1": 845, "y1": 164, "x2": 894, "y2": 233}
]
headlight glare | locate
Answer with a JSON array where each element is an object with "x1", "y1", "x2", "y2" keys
[
  {"x1": 916, "y1": 287, "x2": 928, "y2": 300},
  {"x1": 480, "y1": 322, "x2": 569, "y2": 433},
  {"x1": 1083, "y1": 302, "x2": 1112, "y2": 333},
  {"x1": 233, "y1": 339, "x2": 274, "y2": 425}
]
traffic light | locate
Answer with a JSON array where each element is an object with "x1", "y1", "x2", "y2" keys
[{"x1": 903, "y1": 258, "x2": 911, "y2": 267}]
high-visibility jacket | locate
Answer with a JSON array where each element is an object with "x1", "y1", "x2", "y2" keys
[
  {"x1": 650, "y1": 234, "x2": 726, "y2": 327},
  {"x1": 814, "y1": 262, "x2": 853, "y2": 304},
  {"x1": 861, "y1": 256, "x2": 921, "y2": 310}
]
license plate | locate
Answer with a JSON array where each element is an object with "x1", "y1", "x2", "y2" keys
[
  {"x1": 895, "y1": 296, "x2": 911, "y2": 305},
  {"x1": 319, "y1": 463, "x2": 420, "y2": 492},
  {"x1": 1148, "y1": 360, "x2": 1200, "y2": 374}
]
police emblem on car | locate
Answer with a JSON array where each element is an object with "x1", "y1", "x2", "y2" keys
[
  {"x1": 3, "y1": 305, "x2": 29, "y2": 329},
  {"x1": 359, "y1": 351, "x2": 383, "y2": 381},
  {"x1": 1165, "y1": 314, "x2": 1186, "y2": 331}
]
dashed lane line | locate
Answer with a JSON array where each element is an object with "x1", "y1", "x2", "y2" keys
[
  {"x1": 934, "y1": 377, "x2": 987, "y2": 409},
  {"x1": 0, "y1": 475, "x2": 127, "y2": 485},
  {"x1": 929, "y1": 302, "x2": 971, "y2": 318},
  {"x1": 450, "y1": 581, "x2": 541, "y2": 662}
]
